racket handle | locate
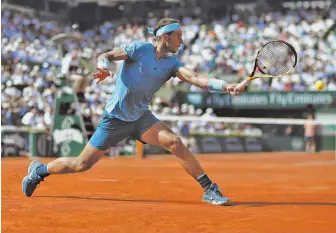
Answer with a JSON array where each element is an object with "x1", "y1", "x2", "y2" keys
[
  {"x1": 229, "y1": 78, "x2": 251, "y2": 96},
  {"x1": 235, "y1": 78, "x2": 250, "y2": 91}
]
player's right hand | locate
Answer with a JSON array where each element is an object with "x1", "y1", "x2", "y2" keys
[
  {"x1": 225, "y1": 83, "x2": 243, "y2": 96},
  {"x1": 93, "y1": 68, "x2": 113, "y2": 84}
]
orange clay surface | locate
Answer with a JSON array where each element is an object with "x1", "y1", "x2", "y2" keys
[{"x1": 2, "y1": 152, "x2": 336, "y2": 233}]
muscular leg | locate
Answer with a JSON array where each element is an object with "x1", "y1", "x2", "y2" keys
[
  {"x1": 22, "y1": 142, "x2": 107, "y2": 196},
  {"x1": 311, "y1": 140, "x2": 316, "y2": 153},
  {"x1": 140, "y1": 121, "x2": 231, "y2": 205},
  {"x1": 140, "y1": 122, "x2": 204, "y2": 179},
  {"x1": 305, "y1": 141, "x2": 312, "y2": 152},
  {"x1": 47, "y1": 143, "x2": 106, "y2": 174}
]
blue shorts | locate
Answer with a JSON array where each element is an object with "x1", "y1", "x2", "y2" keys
[
  {"x1": 89, "y1": 110, "x2": 160, "y2": 150},
  {"x1": 304, "y1": 136, "x2": 315, "y2": 142}
]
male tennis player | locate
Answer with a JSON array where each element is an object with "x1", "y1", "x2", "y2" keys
[{"x1": 22, "y1": 18, "x2": 241, "y2": 205}]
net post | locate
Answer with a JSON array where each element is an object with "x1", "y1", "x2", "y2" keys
[{"x1": 135, "y1": 140, "x2": 144, "y2": 159}]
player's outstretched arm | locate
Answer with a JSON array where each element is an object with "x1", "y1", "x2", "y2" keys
[
  {"x1": 98, "y1": 47, "x2": 128, "y2": 62},
  {"x1": 176, "y1": 66, "x2": 240, "y2": 95},
  {"x1": 93, "y1": 47, "x2": 129, "y2": 83}
]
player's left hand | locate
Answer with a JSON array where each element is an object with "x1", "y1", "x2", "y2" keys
[
  {"x1": 224, "y1": 83, "x2": 242, "y2": 96},
  {"x1": 93, "y1": 68, "x2": 113, "y2": 84}
]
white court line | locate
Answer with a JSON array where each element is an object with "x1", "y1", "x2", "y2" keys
[
  {"x1": 158, "y1": 181, "x2": 170, "y2": 184},
  {"x1": 295, "y1": 161, "x2": 336, "y2": 166},
  {"x1": 87, "y1": 179, "x2": 119, "y2": 182},
  {"x1": 87, "y1": 179, "x2": 171, "y2": 184}
]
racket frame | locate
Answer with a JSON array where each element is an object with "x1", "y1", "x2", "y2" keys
[{"x1": 235, "y1": 40, "x2": 297, "y2": 91}]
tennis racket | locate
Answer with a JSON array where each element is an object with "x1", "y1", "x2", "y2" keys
[{"x1": 233, "y1": 40, "x2": 297, "y2": 93}]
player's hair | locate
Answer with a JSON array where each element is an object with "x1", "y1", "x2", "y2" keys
[{"x1": 153, "y1": 18, "x2": 179, "y2": 41}]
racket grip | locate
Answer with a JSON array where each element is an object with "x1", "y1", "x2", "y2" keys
[{"x1": 235, "y1": 79, "x2": 250, "y2": 91}]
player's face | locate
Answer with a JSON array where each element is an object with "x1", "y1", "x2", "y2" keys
[{"x1": 167, "y1": 29, "x2": 183, "y2": 53}]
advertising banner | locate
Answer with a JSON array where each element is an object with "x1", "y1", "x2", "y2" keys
[{"x1": 178, "y1": 91, "x2": 336, "y2": 109}]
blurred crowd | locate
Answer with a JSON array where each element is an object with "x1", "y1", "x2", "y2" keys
[{"x1": 1, "y1": 7, "x2": 336, "y2": 135}]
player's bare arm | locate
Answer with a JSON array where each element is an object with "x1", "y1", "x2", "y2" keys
[
  {"x1": 93, "y1": 47, "x2": 129, "y2": 83},
  {"x1": 98, "y1": 47, "x2": 128, "y2": 61},
  {"x1": 176, "y1": 66, "x2": 240, "y2": 95}
]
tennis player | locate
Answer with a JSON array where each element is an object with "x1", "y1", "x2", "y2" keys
[{"x1": 22, "y1": 18, "x2": 241, "y2": 205}]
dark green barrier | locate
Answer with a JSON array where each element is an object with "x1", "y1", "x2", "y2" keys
[
  {"x1": 321, "y1": 136, "x2": 335, "y2": 150},
  {"x1": 1, "y1": 127, "x2": 57, "y2": 157},
  {"x1": 144, "y1": 135, "x2": 306, "y2": 155},
  {"x1": 194, "y1": 135, "x2": 305, "y2": 153},
  {"x1": 52, "y1": 75, "x2": 87, "y2": 157},
  {"x1": 1, "y1": 127, "x2": 29, "y2": 157},
  {"x1": 29, "y1": 131, "x2": 57, "y2": 157}
]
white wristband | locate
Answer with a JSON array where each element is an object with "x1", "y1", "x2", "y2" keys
[{"x1": 207, "y1": 78, "x2": 227, "y2": 92}]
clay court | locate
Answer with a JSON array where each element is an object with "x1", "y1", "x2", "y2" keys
[{"x1": 2, "y1": 152, "x2": 336, "y2": 233}]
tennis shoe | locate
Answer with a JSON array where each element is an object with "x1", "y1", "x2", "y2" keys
[
  {"x1": 22, "y1": 160, "x2": 45, "y2": 197},
  {"x1": 203, "y1": 183, "x2": 231, "y2": 206}
]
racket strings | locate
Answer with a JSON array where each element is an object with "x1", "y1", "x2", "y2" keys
[{"x1": 257, "y1": 42, "x2": 296, "y2": 76}]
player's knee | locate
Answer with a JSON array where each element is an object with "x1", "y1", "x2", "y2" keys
[{"x1": 168, "y1": 136, "x2": 184, "y2": 154}]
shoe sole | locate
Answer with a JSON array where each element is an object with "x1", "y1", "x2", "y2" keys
[
  {"x1": 203, "y1": 200, "x2": 232, "y2": 206},
  {"x1": 28, "y1": 160, "x2": 39, "y2": 175},
  {"x1": 22, "y1": 176, "x2": 32, "y2": 197}
]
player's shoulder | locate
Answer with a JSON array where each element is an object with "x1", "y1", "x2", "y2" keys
[{"x1": 132, "y1": 41, "x2": 153, "y2": 49}]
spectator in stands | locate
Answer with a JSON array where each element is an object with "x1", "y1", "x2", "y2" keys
[
  {"x1": 243, "y1": 124, "x2": 263, "y2": 137},
  {"x1": 20, "y1": 108, "x2": 45, "y2": 129},
  {"x1": 201, "y1": 108, "x2": 216, "y2": 119},
  {"x1": 327, "y1": 77, "x2": 336, "y2": 91},
  {"x1": 2, "y1": 105, "x2": 15, "y2": 125}
]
